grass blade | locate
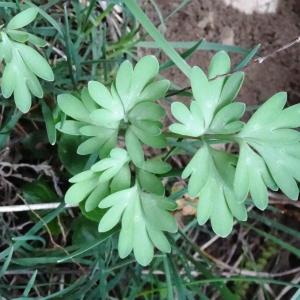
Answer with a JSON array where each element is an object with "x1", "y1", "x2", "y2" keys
[
  {"x1": 165, "y1": 0, "x2": 192, "y2": 21},
  {"x1": 244, "y1": 223, "x2": 300, "y2": 258},
  {"x1": 25, "y1": 0, "x2": 63, "y2": 36},
  {"x1": 234, "y1": 44, "x2": 261, "y2": 70},
  {"x1": 250, "y1": 211, "x2": 300, "y2": 240},
  {"x1": 41, "y1": 99, "x2": 56, "y2": 145},
  {"x1": 163, "y1": 256, "x2": 175, "y2": 300},
  {"x1": 160, "y1": 39, "x2": 204, "y2": 71},
  {"x1": 138, "y1": 40, "x2": 249, "y2": 54},
  {"x1": 0, "y1": 246, "x2": 13, "y2": 278},
  {"x1": 57, "y1": 229, "x2": 117, "y2": 263},
  {"x1": 23, "y1": 270, "x2": 37, "y2": 296},
  {"x1": 124, "y1": 0, "x2": 191, "y2": 77}
]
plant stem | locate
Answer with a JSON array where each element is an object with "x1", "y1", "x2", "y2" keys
[
  {"x1": 123, "y1": 0, "x2": 192, "y2": 78},
  {"x1": 205, "y1": 133, "x2": 239, "y2": 143}
]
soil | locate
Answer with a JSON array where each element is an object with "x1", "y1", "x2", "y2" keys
[{"x1": 145, "y1": 0, "x2": 300, "y2": 106}]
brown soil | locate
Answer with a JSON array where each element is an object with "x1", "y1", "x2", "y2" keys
[{"x1": 145, "y1": 0, "x2": 300, "y2": 106}]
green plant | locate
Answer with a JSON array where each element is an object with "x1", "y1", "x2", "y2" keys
[
  {"x1": 56, "y1": 56, "x2": 168, "y2": 157},
  {"x1": 1, "y1": 3, "x2": 300, "y2": 298},
  {"x1": 0, "y1": 7, "x2": 54, "y2": 113},
  {"x1": 59, "y1": 50, "x2": 300, "y2": 265}
]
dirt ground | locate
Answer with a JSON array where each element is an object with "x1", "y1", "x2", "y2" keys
[{"x1": 146, "y1": 0, "x2": 300, "y2": 106}]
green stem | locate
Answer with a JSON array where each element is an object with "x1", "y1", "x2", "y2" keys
[
  {"x1": 205, "y1": 133, "x2": 239, "y2": 143},
  {"x1": 164, "y1": 131, "x2": 200, "y2": 140},
  {"x1": 123, "y1": 0, "x2": 192, "y2": 78},
  {"x1": 163, "y1": 137, "x2": 183, "y2": 161}
]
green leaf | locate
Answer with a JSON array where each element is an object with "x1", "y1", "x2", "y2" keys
[
  {"x1": 69, "y1": 170, "x2": 94, "y2": 183},
  {"x1": 65, "y1": 175, "x2": 99, "y2": 205},
  {"x1": 170, "y1": 51, "x2": 243, "y2": 137},
  {"x1": 110, "y1": 164, "x2": 131, "y2": 193},
  {"x1": 88, "y1": 81, "x2": 124, "y2": 116},
  {"x1": 54, "y1": 56, "x2": 167, "y2": 161},
  {"x1": 0, "y1": 30, "x2": 52, "y2": 113},
  {"x1": 7, "y1": 29, "x2": 29, "y2": 43},
  {"x1": 99, "y1": 130, "x2": 118, "y2": 158},
  {"x1": 89, "y1": 108, "x2": 121, "y2": 129},
  {"x1": 183, "y1": 143, "x2": 247, "y2": 237},
  {"x1": 130, "y1": 55, "x2": 159, "y2": 98},
  {"x1": 56, "y1": 89, "x2": 119, "y2": 156},
  {"x1": 209, "y1": 102, "x2": 245, "y2": 134},
  {"x1": 131, "y1": 124, "x2": 166, "y2": 148},
  {"x1": 114, "y1": 56, "x2": 167, "y2": 113},
  {"x1": 141, "y1": 193, "x2": 177, "y2": 233},
  {"x1": 7, "y1": 7, "x2": 38, "y2": 30},
  {"x1": 125, "y1": 128, "x2": 144, "y2": 167},
  {"x1": 27, "y1": 33, "x2": 47, "y2": 47},
  {"x1": 234, "y1": 142, "x2": 277, "y2": 210},
  {"x1": 131, "y1": 119, "x2": 162, "y2": 136},
  {"x1": 169, "y1": 101, "x2": 204, "y2": 137},
  {"x1": 238, "y1": 91, "x2": 300, "y2": 201},
  {"x1": 79, "y1": 127, "x2": 117, "y2": 156},
  {"x1": 1, "y1": 32, "x2": 13, "y2": 62},
  {"x1": 81, "y1": 87, "x2": 98, "y2": 112},
  {"x1": 128, "y1": 101, "x2": 165, "y2": 122},
  {"x1": 56, "y1": 120, "x2": 83, "y2": 135},
  {"x1": 22, "y1": 180, "x2": 58, "y2": 204},
  {"x1": 208, "y1": 50, "x2": 231, "y2": 78},
  {"x1": 23, "y1": 270, "x2": 38, "y2": 296},
  {"x1": 71, "y1": 216, "x2": 101, "y2": 244},
  {"x1": 79, "y1": 202, "x2": 106, "y2": 223},
  {"x1": 65, "y1": 148, "x2": 131, "y2": 214},
  {"x1": 14, "y1": 73, "x2": 32, "y2": 113},
  {"x1": 98, "y1": 185, "x2": 177, "y2": 266},
  {"x1": 219, "y1": 72, "x2": 245, "y2": 106},
  {"x1": 41, "y1": 100, "x2": 56, "y2": 145},
  {"x1": 0, "y1": 43, "x2": 4, "y2": 64},
  {"x1": 0, "y1": 246, "x2": 13, "y2": 278},
  {"x1": 77, "y1": 137, "x2": 105, "y2": 155},
  {"x1": 138, "y1": 80, "x2": 170, "y2": 102},
  {"x1": 15, "y1": 43, "x2": 54, "y2": 81},
  {"x1": 1, "y1": 60, "x2": 15, "y2": 98},
  {"x1": 85, "y1": 183, "x2": 110, "y2": 212},
  {"x1": 141, "y1": 158, "x2": 171, "y2": 174},
  {"x1": 91, "y1": 148, "x2": 130, "y2": 182},
  {"x1": 58, "y1": 134, "x2": 91, "y2": 175},
  {"x1": 57, "y1": 94, "x2": 90, "y2": 122},
  {"x1": 138, "y1": 169, "x2": 164, "y2": 195},
  {"x1": 116, "y1": 60, "x2": 133, "y2": 97}
]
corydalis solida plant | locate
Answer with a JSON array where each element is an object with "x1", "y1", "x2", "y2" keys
[
  {"x1": 0, "y1": 7, "x2": 54, "y2": 113},
  {"x1": 3, "y1": 8, "x2": 297, "y2": 266},
  {"x1": 59, "y1": 51, "x2": 300, "y2": 265}
]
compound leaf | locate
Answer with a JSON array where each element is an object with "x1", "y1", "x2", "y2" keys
[
  {"x1": 98, "y1": 185, "x2": 177, "y2": 266},
  {"x1": 237, "y1": 92, "x2": 300, "y2": 201},
  {"x1": 170, "y1": 51, "x2": 245, "y2": 137},
  {"x1": 183, "y1": 143, "x2": 247, "y2": 237}
]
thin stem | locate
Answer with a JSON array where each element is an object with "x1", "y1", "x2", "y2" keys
[
  {"x1": 163, "y1": 138, "x2": 183, "y2": 161},
  {"x1": 205, "y1": 133, "x2": 239, "y2": 143},
  {"x1": 123, "y1": 0, "x2": 192, "y2": 77},
  {"x1": 0, "y1": 203, "x2": 77, "y2": 213}
]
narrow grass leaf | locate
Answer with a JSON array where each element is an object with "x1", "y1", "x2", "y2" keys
[
  {"x1": 0, "y1": 245, "x2": 13, "y2": 278},
  {"x1": 41, "y1": 99, "x2": 56, "y2": 145},
  {"x1": 23, "y1": 269, "x2": 38, "y2": 296},
  {"x1": 124, "y1": 0, "x2": 191, "y2": 77}
]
